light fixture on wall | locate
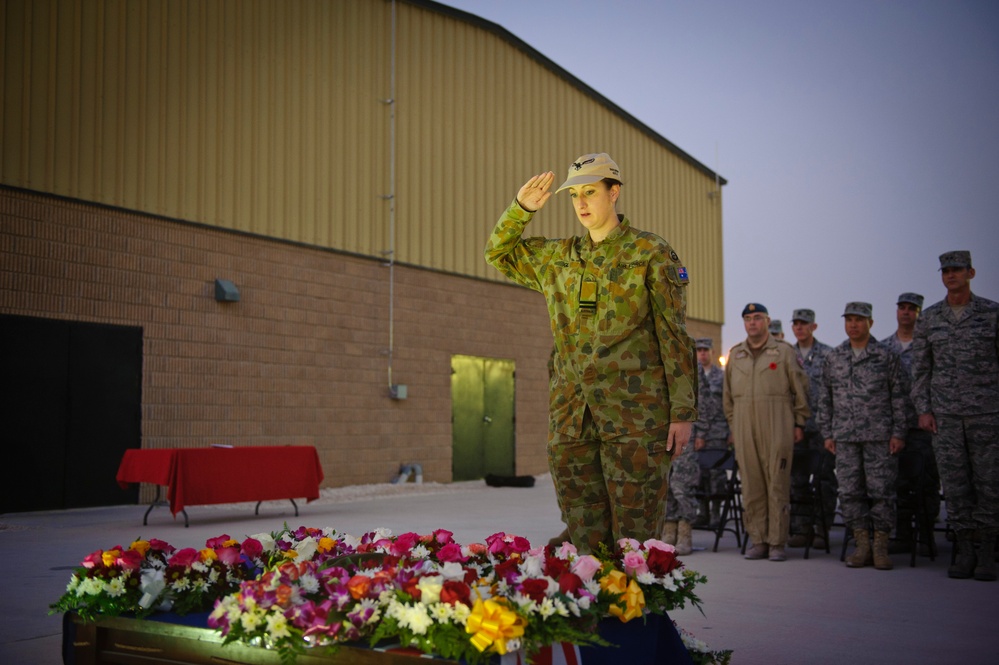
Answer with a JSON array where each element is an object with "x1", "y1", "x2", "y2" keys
[{"x1": 214, "y1": 279, "x2": 240, "y2": 302}]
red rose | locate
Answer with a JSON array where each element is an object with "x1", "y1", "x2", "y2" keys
[
  {"x1": 519, "y1": 578, "x2": 550, "y2": 604},
  {"x1": 769, "y1": 362, "x2": 777, "y2": 370},
  {"x1": 440, "y1": 580, "x2": 472, "y2": 606},
  {"x1": 241, "y1": 537, "x2": 263, "y2": 559},
  {"x1": 645, "y1": 547, "x2": 679, "y2": 576},
  {"x1": 544, "y1": 554, "x2": 569, "y2": 579},
  {"x1": 558, "y1": 572, "x2": 584, "y2": 595}
]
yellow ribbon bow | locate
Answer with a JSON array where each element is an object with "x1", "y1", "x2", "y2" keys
[
  {"x1": 600, "y1": 570, "x2": 646, "y2": 622},
  {"x1": 465, "y1": 598, "x2": 526, "y2": 654}
]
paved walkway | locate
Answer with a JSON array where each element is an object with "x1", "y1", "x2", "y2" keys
[{"x1": 1, "y1": 474, "x2": 994, "y2": 664}]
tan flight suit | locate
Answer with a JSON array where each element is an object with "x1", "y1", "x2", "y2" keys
[{"x1": 724, "y1": 336, "x2": 811, "y2": 548}]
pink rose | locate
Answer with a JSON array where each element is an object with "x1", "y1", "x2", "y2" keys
[
  {"x1": 436, "y1": 543, "x2": 467, "y2": 563},
  {"x1": 570, "y1": 555, "x2": 603, "y2": 581},
  {"x1": 117, "y1": 549, "x2": 144, "y2": 571},
  {"x1": 168, "y1": 548, "x2": 200, "y2": 568},
  {"x1": 622, "y1": 551, "x2": 649, "y2": 577},
  {"x1": 241, "y1": 537, "x2": 263, "y2": 559},
  {"x1": 216, "y1": 547, "x2": 241, "y2": 566},
  {"x1": 205, "y1": 534, "x2": 231, "y2": 548}
]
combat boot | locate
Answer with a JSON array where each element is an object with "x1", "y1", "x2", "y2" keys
[
  {"x1": 948, "y1": 529, "x2": 976, "y2": 579},
  {"x1": 846, "y1": 529, "x2": 873, "y2": 568},
  {"x1": 676, "y1": 520, "x2": 693, "y2": 555},
  {"x1": 974, "y1": 530, "x2": 997, "y2": 582},
  {"x1": 873, "y1": 531, "x2": 893, "y2": 570},
  {"x1": 663, "y1": 521, "x2": 678, "y2": 545}
]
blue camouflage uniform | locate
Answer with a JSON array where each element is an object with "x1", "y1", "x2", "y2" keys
[
  {"x1": 819, "y1": 330, "x2": 911, "y2": 533},
  {"x1": 790, "y1": 312, "x2": 836, "y2": 541}
]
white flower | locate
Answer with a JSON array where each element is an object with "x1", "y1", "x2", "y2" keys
[
  {"x1": 250, "y1": 533, "x2": 276, "y2": 553},
  {"x1": 294, "y1": 536, "x2": 318, "y2": 561},
  {"x1": 66, "y1": 576, "x2": 81, "y2": 593},
  {"x1": 192, "y1": 561, "x2": 209, "y2": 574},
  {"x1": 520, "y1": 553, "x2": 544, "y2": 578},
  {"x1": 428, "y1": 602, "x2": 453, "y2": 623},
  {"x1": 239, "y1": 609, "x2": 264, "y2": 631},
  {"x1": 80, "y1": 577, "x2": 105, "y2": 596},
  {"x1": 106, "y1": 577, "x2": 126, "y2": 597},
  {"x1": 439, "y1": 561, "x2": 465, "y2": 581},
  {"x1": 637, "y1": 571, "x2": 656, "y2": 585},
  {"x1": 265, "y1": 611, "x2": 291, "y2": 640},
  {"x1": 298, "y1": 572, "x2": 320, "y2": 594},
  {"x1": 171, "y1": 577, "x2": 191, "y2": 592},
  {"x1": 388, "y1": 600, "x2": 432, "y2": 635},
  {"x1": 536, "y1": 597, "x2": 558, "y2": 619},
  {"x1": 410, "y1": 544, "x2": 431, "y2": 559},
  {"x1": 417, "y1": 575, "x2": 443, "y2": 604},
  {"x1": 582, "y1": 578, "x2": 602, "y2": 597},
  {"x1": 451, "y1": 602, "x2": 471, "y2": 625}
]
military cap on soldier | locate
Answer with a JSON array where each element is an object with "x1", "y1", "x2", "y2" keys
[
  {"x1": 938, "y1": 250, "x2": 972, "y2": 270},
  {"x1": 791, "y1": 308, "x2": 815, "y2": 324},
  {"x1": 897, "y1": 292, "x2": 924, "y2": 308},
  {"x1": 769, "y1": 319, "x2": 783, "y2": 335},
  {"x1": 842, "y1": 302, "x2": 873, "y2": 318},
  {"x1": 694, "y1": 337, "x2": 713, "y2": 350},
  {"x1": 742, "y1": 303, "x2": 768, "y2": 316}
]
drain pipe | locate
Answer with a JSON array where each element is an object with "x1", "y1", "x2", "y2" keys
[
  {"x1": 382, "y1": 1, "x2": 404, "y2": 400},
  {"x1": 393, "y1": 463, "x2": 424, "y2": 484}
]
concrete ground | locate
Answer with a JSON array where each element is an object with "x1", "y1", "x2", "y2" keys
[{"x1": 1, "y1": 474, "x2": 995, "y2": 664}]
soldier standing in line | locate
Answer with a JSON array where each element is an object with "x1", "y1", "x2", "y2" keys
[
  {"x1": 663, "y1": 418, "x2": 699, "y2": 555},
  {"x1": 691, "y1": 337, "x2": 731, "y2": 528},
  {"x1": 788, "y1": 308, "x2": 836, "y2": 549},
  {"x1": 769, "y1": 319, "x2": 785, "y2": 341},
  {"x1": 819, "y1": 302, "x2": 910, "y2": 570},
  {"x1": 485, "y1": 154, "x2": 698, "y2": 554},
  {"x1": 912, "y1": 251, "x2": 999, "y2": 581},
  {"x1": 725, "y1": 303, "x2": 811, "y2": 562},
  {"x1": 883, "y1": 293, "x2": 941, "y2": 555}
]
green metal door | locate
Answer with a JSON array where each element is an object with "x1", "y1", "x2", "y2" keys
[{"x1": 451, "y1": 355, "x2": 515, "y2": 481}]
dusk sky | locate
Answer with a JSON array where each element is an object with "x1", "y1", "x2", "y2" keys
[{"x1": 442, "y1": 0, "x2": 999, "y2": 355}]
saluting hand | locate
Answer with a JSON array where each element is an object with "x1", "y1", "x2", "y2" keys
[{"x1": 517, "y1": 172, "x2": 554, "y2": 213}]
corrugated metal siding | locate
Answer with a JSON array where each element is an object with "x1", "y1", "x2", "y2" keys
[{"x1": 1, "y1": 0, "x2": 723, "y2": 323}]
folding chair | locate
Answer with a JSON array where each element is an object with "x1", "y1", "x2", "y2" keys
[
  {"x1": 693, "y1": 448, "x2": 744, "y2": 552},
  {"x1": 788, "y1": 447, "x2": 831, "y2": 559}
]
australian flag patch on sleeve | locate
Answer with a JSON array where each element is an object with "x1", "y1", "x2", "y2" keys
[{"x1": 677, "y1": 266, "x2": 689, "y2": 284}]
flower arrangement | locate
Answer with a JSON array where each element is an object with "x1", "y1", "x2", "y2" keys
[
  {"x1": 54, "y1": 526, "x2": 726, "y2": 665},
  {"x1": 50, "y1": 535, "x2": 265, "y2": 621}
]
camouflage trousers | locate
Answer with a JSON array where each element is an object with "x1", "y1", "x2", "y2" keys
[
  {"x1": 665, "y1": 442, "x2": 699, "y2": 522},
  {"x1": 790, "y1": 431, "x2": 839, "y2": 533},
  {"x1": 835, "y1": 440, "x2": 898, "y2": 532},
  {"x1": 933, "y1": 413, "x2": 999, "y2": 531},
  {"x1": 548, "y1": 412, "x2": 672, "y2": 554}
]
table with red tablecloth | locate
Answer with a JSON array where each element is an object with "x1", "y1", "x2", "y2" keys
[{"x1": 116, "y1": 446, "x2": 324, "y2": 526}]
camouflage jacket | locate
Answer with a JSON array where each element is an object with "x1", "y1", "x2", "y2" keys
[
  {"x1": 485, "y1": 200, "x2": 697, "y2": 439},
  {"x1": 794, "y1": 338, "x2": 833, "y2": 434},
  {"x1": 911, "y1": 293, "x2": 999, "y2": 416},
  {"x1": 693, "y1": 364, "x2": 729, "y2": 442},
  {"x1": 818, "y1": 337, "x2": 911, "y2": 442},
  {"x1": 882, "y1": 332, "x2": 918, "y2": 428}
]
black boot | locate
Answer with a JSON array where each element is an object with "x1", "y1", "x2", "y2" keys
[
  {"x1": 974, "y1": 530, "x2": 997, "y2": 581},
  {"x1": 949, "y1": 529, "x2": 976, "y2": 579}
]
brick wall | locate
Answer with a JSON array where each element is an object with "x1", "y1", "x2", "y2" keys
[{"x1": 1, "y1": 186, "x2": 721, "y2": 498}]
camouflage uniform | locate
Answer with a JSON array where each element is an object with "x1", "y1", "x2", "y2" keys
[
  {"x1": 692, "y1": 363, "x2": 731, "y2": 511},
  {"x1": 818, "y1": 336, "x2": 911, "y2": 532},
  {"x1": 790, "y1": 335, "x2": 837, "y2": 538},
  {"x1": 884, "y1": 326, "x2": 941, "y2": 533},
  {"x1": 485, "y1": 199, "x2": 697, "y2": 553},
  {"x1": 665, "y1": 430, "x2": 699, "y2": 523},
  {"x1": 724, "y1": 336, "x2": 811, "y2": 549},
  {"x1": 911, "y1": 293, "x2": 999, "y2": 533}
]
